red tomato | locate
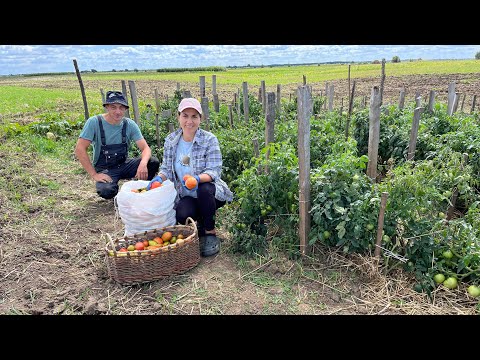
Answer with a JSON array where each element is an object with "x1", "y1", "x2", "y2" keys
[{"x1": 150, "y1": 181, "x2": 162, "y2": 189}]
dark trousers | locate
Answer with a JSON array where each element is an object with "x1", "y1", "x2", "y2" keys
[
  {"x1": 95, "y1": 157, "x2": 160, "y2": 199},
  {"x1": 175, "y1": 182, "x2": 226, "y2": 237}
]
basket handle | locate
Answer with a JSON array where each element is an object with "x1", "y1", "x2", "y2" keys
[
  {"x1": 185, "y1": 217, "x2": 198, "y2": 234},
  {"x1": 105, "y1": 232, "x2": 116, "y2": 254}
]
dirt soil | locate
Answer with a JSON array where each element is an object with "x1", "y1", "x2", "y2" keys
[
  {"x1": 1, "y1": 74, "x2": 479, "y2": 315},
  {"x1": 2, "y1": 72, "x2": 480, "y2": 112}
]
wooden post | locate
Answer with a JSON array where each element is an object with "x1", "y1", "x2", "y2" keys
[
  {"x1": 182, "y1": 90, "x2": 191, "y2": 98},
  {"x1": 453, "y1": 92, "x2": 460, "y2": 113},
  {"x1": 367, "y1": 86, "x2": 382, "y2": 181},
  {"x1": 233, "y1": 92, "x2": 238, "y2": 115},
  {"x1": 398, "y1": 89, "x2": 405, "y2": 110},
  {"x1": 323, "y1": 82, "x2": 329, "y2": 110},
  {"x1": 213, "y1": 94, "x2": 220, "y2": 112},
  {"x1": 128, "y1": 80, "x2": 140, "y2": 124},
  {"x1": 242, "y1": 81, "x2": 249, "y2": 123},
  {"x1": 162, "y1": 109, "x2": 172, "y2": 119},
  {"x1": 237, "y1": 88, "x2": 241, "y2": 116},
  {"x1": 252, "y1": 138, "x2": 261, "y2": 174},
  {"x1": 428, "y1": 90, "x2": 435, "y2": 113},
  {"x1": 460, "y1": 93, "x2": 466, "y2": 112},
  {"x1": 471, "y1": 94, "x2": 477, "y2": 113},
  {"x1": 155, "y1": 113, "x2": 161, "y2": 148},
  {"x1": 374, "y1": 192, "x2": 389, "y2": 258},
  {"x1": 161, "y1": 109, "x2": 171, "y2": 132},
  {"x1": 276, "y1": 84, "x2": 281, "y2": 116},
  {"x1": 100, "y1": 88, "x2": 105, "y2": 104},
  {"x1": 446, "y1": 153, "x2": 469, "y2": 221},
  {"x1": 154, "y1": 88, "x2": 161, "y2": 114},
  {"x1": 380, "y1": 59, "x2": 386, "y2": 105},
  {"x1": 303, "y1": 75, "x2": 307, "y2": 85},
  {"x1": 297, "y1": 85, "x2": 312, "y2": 256},
  {"x1": 201, "y1": 96, "x2": 210, "y2": 131},
  {"x1": 121, "y1": 80, "x2": 130, "y2": 119},
  {"x1": 252, "y1": 138, "x2": 260, "y2": 157},
  {"x1": 199, "y1": 76, "x2": 206, "y2": 97},
  {"x1": 407, "y1": 107, "x2": 422, "y2": 161},
  {"x1": 261, "y1": 80, "x2": 266, "y2": 113},
  {"x1": 228, "y1": 104, "x2": 233, "y2": 128},
  {"x1": 348, "y1": 64, "x2": 351, "y2": 113},
  {"x1": 328, "y1": 84, "x2": 334, "y2": 112},
  {"x1": 176, "y1": 82, "x2": 180, "y2": 92},
  {"x1": 212, "y1": 74, "x2": 217, "y2": 95},
  {"x1": 162, "y1": 109, "x2": 173, "y2": 133},
  {"x1": 345, "y1": 80, "x2": 356, "y2": 140},
  {"x1": 265, "y1": 92, "x2": 276, "y2": 168},
  {"x1": 72, "y1": 59, "x2": 89, "y2": 120},
  {"x1": 415, "y1": 95, "x2": 422, "y2": 108},
  {"x1": 447, "y1": 82, "x2": 456, "y2": 116}
]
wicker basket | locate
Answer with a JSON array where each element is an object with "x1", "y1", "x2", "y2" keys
[{"x1": 104, "y1": 217, "x2": 200, "y2": 285}]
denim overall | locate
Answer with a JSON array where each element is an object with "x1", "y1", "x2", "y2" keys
[
  {"x1": 93, "y1": 116, "x2": 129, "y2": 199},
  {"x1": 95, "y1": 115, "x2": 128, "y2": 170},
  {"x1": 93, "y1": 116, "x2": 160, "y2": 199}
]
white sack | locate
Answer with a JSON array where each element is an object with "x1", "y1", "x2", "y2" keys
[{"x1": 115, "y1": 180, "x2": 177, "y2": 236}]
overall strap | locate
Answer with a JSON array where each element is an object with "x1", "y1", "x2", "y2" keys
[
  {"x1": 121, "y1": 118, "x2": 127, "y2": 144},
  {"x1": 97, "y1": 115, "x2": 106, "y2": 146},
  {"x1": 97, "y1": 115, "x2": 128, "y2": 145}
]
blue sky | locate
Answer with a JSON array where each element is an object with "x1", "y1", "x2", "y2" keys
[{"x1": 0, "y1": 45, "x2": 479, "y2": 76}]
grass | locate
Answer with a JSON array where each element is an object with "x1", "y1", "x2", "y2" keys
[
  {"x1": 3, "y1": 59, "x2": 478, "y2": 85},
  {"x1": 1, "y1": 59, "x2": 477, "y2": 130},
  {"x1": 0, "y1": 86, "x2": 96, "y2": 116}
]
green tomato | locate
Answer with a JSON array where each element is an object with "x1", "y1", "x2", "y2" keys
[
  {"x1": 366, "y1": 223, "x2": 375, "y2": 231},
  {"x1": 382, "y1": 234, "x2": 391, "y2": 243},
  {"x1": 442, "y1": 250, "x2": 453, "y2": 259},
  {"x1": 433, "y1": 273, "x2": 445, "y2": 284},
  {"x1": 323, "y1": 230, "x2": 331, "y2": 239},
  {"x1": 443, "y1": 277, "x2": 458, "y2": 289},
  {"x1": 467, "y1": 285, "x2": 480, "y2": 298},
  {"x1": 261, "y1": 209, "x2": 267, "y2": 216}
]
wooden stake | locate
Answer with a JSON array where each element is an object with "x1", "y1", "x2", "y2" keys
[{"x1": 374, "y1": 192, "x2": 389, "y2": 258}]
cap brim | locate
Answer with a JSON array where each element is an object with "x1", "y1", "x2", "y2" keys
[
  {"x1": 104, "y1": 101, "x2": 129, "y2": 109},
  {"x1": 178, "y1": 106, "x2": 202, "y2": 115}
]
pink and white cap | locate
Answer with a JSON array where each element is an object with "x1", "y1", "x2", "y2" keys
[{"x1": 178, "y1": 97, "x2": 202, "y2": 115}]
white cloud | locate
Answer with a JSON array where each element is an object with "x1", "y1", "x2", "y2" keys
[{"x1": 0, "y1": 45, "x2": 479, "y2": 75}]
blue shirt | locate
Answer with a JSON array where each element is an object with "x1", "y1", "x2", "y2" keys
[
  {"x1": 159, "y1": 128, "x2": 233, "y2": 203},
  {"x1": 175, "y1": 137, "x2": 197, "y2": 198},
  {"x1": 78, "y1": 115, "x2": 143, "y2": 166}
]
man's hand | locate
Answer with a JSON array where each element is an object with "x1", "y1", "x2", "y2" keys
[
  {"x1": 146, "y1": 175, "x2": 163, "y2": 190},
  {"x1": 93, "y1": 173, "x2": 112, "y2": 183},
  {"x1": 135, "y1": 163, "x2": 149, "y2": 180}
]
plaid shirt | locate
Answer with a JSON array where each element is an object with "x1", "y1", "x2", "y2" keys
[{"x1": 159, "y1": 128, "x2": 233, "y2": 203}]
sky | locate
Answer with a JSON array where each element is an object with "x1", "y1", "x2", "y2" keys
[{"x1": 0, "y1": 45, "x2": 479, "y2": 76}]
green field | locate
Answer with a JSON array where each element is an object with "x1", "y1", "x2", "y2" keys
[
  {"x1": 1, "y1": 59, "x2": 478, "y2": 118},
  {"x1": 2, "y1": 59, "x2": 479, "y2": 85}
]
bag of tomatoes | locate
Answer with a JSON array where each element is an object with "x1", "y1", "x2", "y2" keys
[{"x1": 116, "y1": 180, "x2": 177, "y2": 236}]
